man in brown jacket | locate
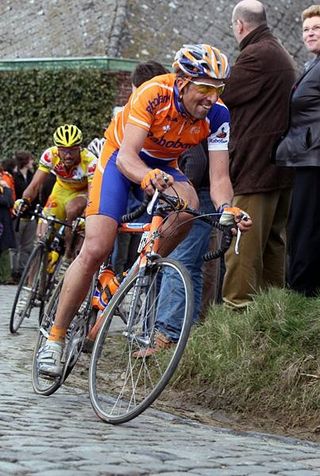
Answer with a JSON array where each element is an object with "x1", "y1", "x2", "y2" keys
[{"x1": 221, "y1": 0, "x2": 297, "y2": 308}]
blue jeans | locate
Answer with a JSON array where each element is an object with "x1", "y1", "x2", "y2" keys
[{"x1": 156, "y1": 189, "x2": 215, "y2": 341}]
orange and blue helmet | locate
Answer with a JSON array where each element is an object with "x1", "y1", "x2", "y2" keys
[{"x1": 172, "y1": 44, "x2": 230, "y2": 80}]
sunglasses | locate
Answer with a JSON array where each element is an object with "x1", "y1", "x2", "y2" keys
[
  {"x1": 58, "y1": 146, "x2": 80, "y2": 154},
  {"x1": 189, "y1": 80, "x2": 225, "y2": 96}
]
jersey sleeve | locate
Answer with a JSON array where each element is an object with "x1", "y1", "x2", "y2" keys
[
  {"x1": 206, "y1": 102, "x2": 230, "y2": 151},
  {"x1": 126, "y1": 81, "x2": 170, "y2": 132},
  {"x1": 83, "y1": 150, "x2": 97, "y2": 183},
  {"x1": 38, "y1": 148, "x2": 54, "y2": 174}
]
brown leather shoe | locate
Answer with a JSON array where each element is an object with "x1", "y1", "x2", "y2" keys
[{"x1": 132, "y1": 331, "x2": 175, "y2": 358}]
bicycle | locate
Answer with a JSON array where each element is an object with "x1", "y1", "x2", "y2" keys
[
  {"x1": 88, "y1": 189, "x2": 235, "y2": 424},
  {"x1": 30, "y1": 198, "x2": 151, "y2": 396},
  {"x1": 9, "y1": 205, "x2": 84, "y2": 334}
]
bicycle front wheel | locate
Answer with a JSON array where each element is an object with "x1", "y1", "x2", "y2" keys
[
  {"x1": 9, "y1": 243, "x2": 45, "y2": 334},
  {"x1": 89, "y1": 257, "x2": 193, "y2": 424}
]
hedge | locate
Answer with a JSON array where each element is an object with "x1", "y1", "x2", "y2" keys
[{"x1": 0, "y1": 69, "x2": 117, "y2": 160}]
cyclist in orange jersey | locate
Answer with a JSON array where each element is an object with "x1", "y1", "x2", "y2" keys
[{"x1": 37, "y1": 44, "x2": 252, "y2": 377}]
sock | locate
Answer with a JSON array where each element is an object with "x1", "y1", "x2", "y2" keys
[{"x1": 48, "y1": 325, "x2": 67, "y2": 343}]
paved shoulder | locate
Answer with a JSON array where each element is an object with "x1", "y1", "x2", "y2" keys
[{"x1": 1, "y1": 285, "x2": 320, "y2": 475}]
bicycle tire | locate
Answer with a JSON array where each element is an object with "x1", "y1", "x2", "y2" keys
[
  {"x1": 31, "y1": 279, "x2": 64, "y2": 396},
  {"x1": 89, "y1": 257, "x2": 193, "y2": 424},
  {"x1": 9, "y1": 243, "x2": 46, "y2": 334}
]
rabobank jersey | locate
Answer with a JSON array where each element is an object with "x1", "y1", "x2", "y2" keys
[
  {"x1": 38, "y1": 147, "x2": 97, "y2": 191},
  {"x1": 102, "y1": 73, "x2": 230, "y2": 167}
]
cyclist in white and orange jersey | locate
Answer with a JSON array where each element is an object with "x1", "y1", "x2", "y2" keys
[
  {"x1": 14, "y1": 124, "x2": 97, "y2": 260},
  {"x1": 37, "y1": 44, "x2": 252, "y2": 377}
]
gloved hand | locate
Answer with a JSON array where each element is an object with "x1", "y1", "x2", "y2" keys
[
  {"x1": 141, "y1": 168, "x2": 173, "y2": 194},
  {"x1": 13, "y1": 198, "x2": 30, "y2": 215},
  {"x1": 219, "y1": 206, "x2": 251, "y2": 227}
]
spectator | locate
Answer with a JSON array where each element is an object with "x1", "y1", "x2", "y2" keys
[
  {"x1": 0, "y1": 158, "x2": 17, "y2": 201},
  {"x1": 274, "y1": 5, "x2": 320, "y2": 296},
  {"x1": 156, "y1": 140, "x2": 222, "y2": 339},
  {"x1": 1, "y1": 157, "x2": 17, "y2": 178},
  {"x1": 0, "y1": 166, "x2": 15, "y2": 284},
  {"x1": 221, "y1": 0, "x2": 297, "y2": 308},
  {"x1": 11, "y1": 151, "x2": 37, "y2": 284}
]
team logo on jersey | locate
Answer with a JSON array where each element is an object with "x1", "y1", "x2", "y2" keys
[
  {"x1": 190, "y1": 126, "x2": 201, "y2": 134},
  {"x1": 147, "y1": 131, "x2": 192, "y2": 150},
  {"x1": 209, "y1": 122, "x2": 230, "y2": 145},
  {"x1": 146, "y1": 93, "x2": 170, "y2": 113},
  {"x1": 166, "y1": 115, "x2": 178, "y2": 122},
  {"x1": 162, "y1": 125, "x2": 171, "y2": 133},
  {"x1": 216, "y1": 125, "x2": 228, "y2": 139}
]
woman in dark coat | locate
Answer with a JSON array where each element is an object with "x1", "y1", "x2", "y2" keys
[{"x1": 275, "y1": 4, "x2": 320, "y2": 296}]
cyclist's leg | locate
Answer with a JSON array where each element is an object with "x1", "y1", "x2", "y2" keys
[
  {"x1": 37, "y1": 184, "x2": 67, "y2": 240},
  {"x1": 37, "y1": 150, "x2": 131, "y2": 375},
  {"x1": 158, "y1": 179, "x2": 199, "y2": 257},
  {"x1": 37, "y1": 215, "x2": 118, "y2": 376},
  {"x1": 137, "y1": 159, "x2": 198, "y2": 255},
  {"x1": 54, "y1": 214, "x2": 118, "y2": 329},
  {"x1": 64, "y1": 193, "x2": 87, "y2": 258}
]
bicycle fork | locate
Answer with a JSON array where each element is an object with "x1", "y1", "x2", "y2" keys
[{"x1": 123, "y1": 267, "x2": 156, "y2": 347}]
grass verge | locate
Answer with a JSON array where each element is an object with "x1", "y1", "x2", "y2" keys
[{"x1": 175, "y1": 288, "x2": 320, "y2": 433}]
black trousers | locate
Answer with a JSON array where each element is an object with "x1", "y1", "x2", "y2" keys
[{"x1": 288, "y1": 167, "x2": 320, "y2": 296}]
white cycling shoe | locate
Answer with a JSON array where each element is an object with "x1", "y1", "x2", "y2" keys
[{"x1": 38, "y1": 341, "x2": 63, "y2": 377}]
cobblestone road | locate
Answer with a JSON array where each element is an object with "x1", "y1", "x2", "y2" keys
[{"x1": 1, "y1": 284, "x2": 320, "y2": 475}]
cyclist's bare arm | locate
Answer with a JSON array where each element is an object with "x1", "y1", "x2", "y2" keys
[
  {"x1": 208, "y1": 150, "x2": 233, "y2": 209},
  {"x1": 116, "y1": 124, "x2": 174, "y2": 193},
  {"x1": 208, "y1": 150, "x2": 252, "y2": 232},
  {"x1": 22, "y1": 169, "x2": 50, "y2": 202}
]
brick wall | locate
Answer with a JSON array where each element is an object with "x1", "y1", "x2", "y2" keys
[{"x1": 112, "y1": 71, "x2": 132, "y2": 106}]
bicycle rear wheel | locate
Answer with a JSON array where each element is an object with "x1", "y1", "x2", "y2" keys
[
  {"x1": 89, "y1": 257, "x2": 193, "y2": 424},
  {"x1": 9, "y1": 243, "x2": 46, "y2": 334}
]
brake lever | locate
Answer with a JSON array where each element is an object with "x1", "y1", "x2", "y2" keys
[
  {"x1": 147, "y1": 189, "x2": 160, "y2": 215},
  {"x1": 234, "y1": 212, "x2": 250, "y2": 255},
  {"x1": 235, "y1": 228, "x2": 241, "y2": 255}
]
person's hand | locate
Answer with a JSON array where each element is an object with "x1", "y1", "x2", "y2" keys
[
  {"x1": 219, "y1": 206, "x2": 252, "y2": 233},
  {"x1": 141, "y1": 168, "x2": 174, "y2": 195},
  {"x1": 13, "y1": 198, "x2": 30, "y2": 215}
]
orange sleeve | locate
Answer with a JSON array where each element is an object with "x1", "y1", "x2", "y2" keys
[{"x1": 126, "y1": 83, "x2": 160, "y2": 132}]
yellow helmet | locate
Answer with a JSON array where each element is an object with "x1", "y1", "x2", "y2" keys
[{"x1": 53, "y1": 124, "x2": 83, "y2": 147}]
